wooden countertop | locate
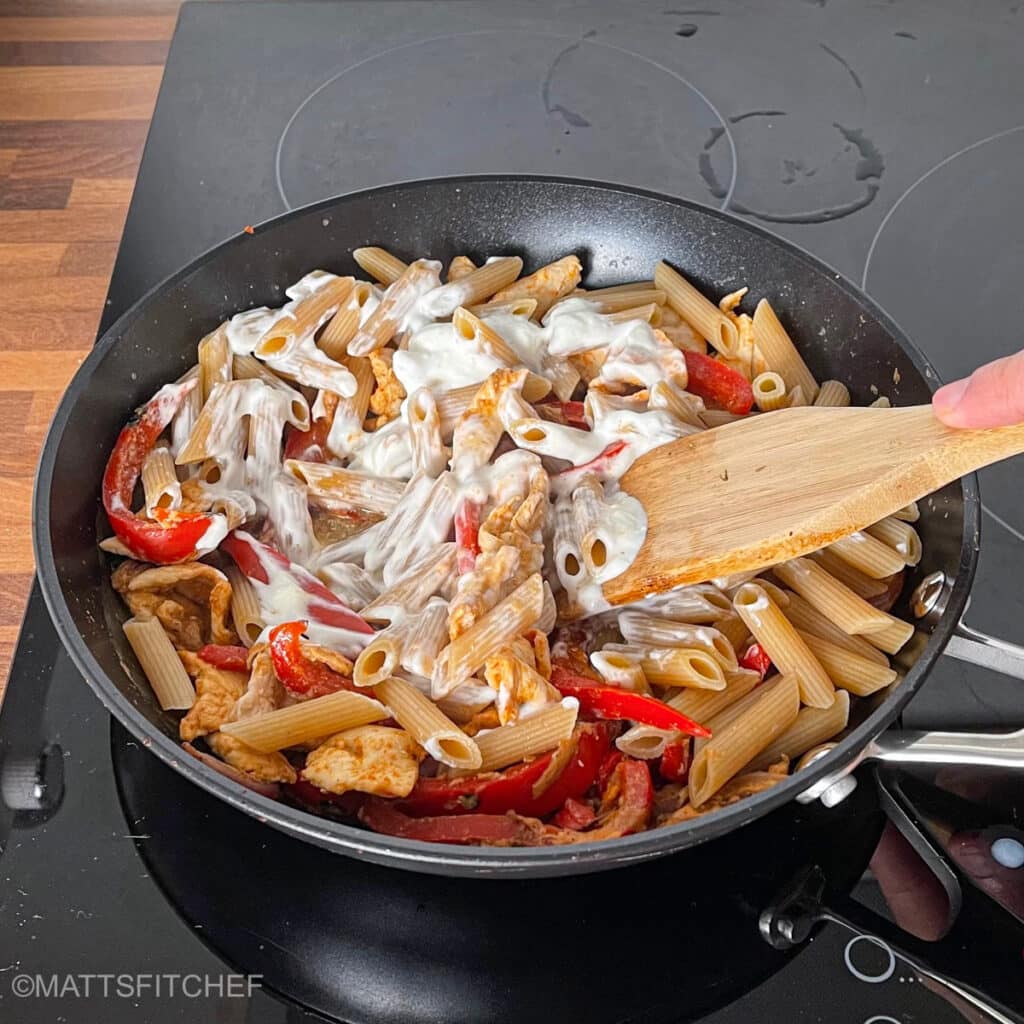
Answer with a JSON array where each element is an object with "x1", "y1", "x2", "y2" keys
[{"x1": 0, "y1": 5, "x2": 178, "y2": 693}]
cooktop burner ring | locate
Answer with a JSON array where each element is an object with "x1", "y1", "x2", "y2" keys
[{"x1": 274, "y1": 29, "x2": 738, "y2": 213}]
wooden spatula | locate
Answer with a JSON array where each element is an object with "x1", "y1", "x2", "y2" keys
[{"x1": 601, "y1": 405, "x2": 1024, "y2": 607}]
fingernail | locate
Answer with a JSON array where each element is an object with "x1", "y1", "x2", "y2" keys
[{"x1": 933, "y1": 378, "x2": 969, "y2": 415}]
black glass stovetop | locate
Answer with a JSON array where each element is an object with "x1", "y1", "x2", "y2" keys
[{"x1": 2, "y1": 3, "x2": 1023, "y2": 1021}]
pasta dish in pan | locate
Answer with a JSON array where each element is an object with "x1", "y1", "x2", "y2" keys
[{"x1": 101, "y1": 247, "x2": 917, "y2": 845}]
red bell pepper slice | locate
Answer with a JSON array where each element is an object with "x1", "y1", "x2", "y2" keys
[
  {"x1": 268, "y1": 621, "x2": 358, "y2": 698},
  {"x1": 682, "y1": 350, "x2": 754, "y2": 415},
  {"x1": 397, "y1": 723, "x2": 613, "y2": 818},
  {"x1": 454, "y1": 498, "x2": 482, "y2": 574},
  {"x1": 552, "y1": 796, "x2": 597, "y2": 830},
  {"x1": 597, "y1": 749, "x2": 623, "y2": 791},
  {"x1": 659, "y1": 738, "x2": 692, "y2": 784},
  {"x1": 197, "y1": 644, "x2": 250, "y2": 673},
  {"x1": 537, "y1": 398, "x2": 590, "y2": 430},
  {"x1": 102, "y1": 380, "x2": 227, "y2": 564},
  {"x1": 739, "y1": 642, "x2": 772, "y2": 682},
  {"x1": 283, "y1": 391, "x2": 338, "y2": 463},
  {"x1": 592, "y1": 759, "x2": 653, "y2": 837},
  {"x1": 222, "y1": 531, "x2": 373, "y2": 634},
  {"x1": 358, "y1": 801, "x2": 547, "y2": 845},
  {"x1": 551, "y1": 667, "x2": 712, "y2": 738}
]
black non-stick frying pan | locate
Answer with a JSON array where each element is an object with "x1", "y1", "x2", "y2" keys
[{"x1": 32, "y1": 176, "x2": 1018, "y2": 879}]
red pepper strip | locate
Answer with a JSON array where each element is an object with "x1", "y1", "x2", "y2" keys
[
  {"x1": 552, "y1": 796, "x2": 597, "y2": 830},
  {"x1": 659, "y1": 738, "x2": 692, "y2": 784},
  {"x1": 197, "y1": 644, "x2": 250, "y2": 673},
  {"x1": 682, "y1": 350, "x2": 754, "y2": 415},
  {"x1": 102, "y1": 380, "x2": 227, "y2": 564},
  {"x1": 555, "y1": 438, "x2": 627, "y2": 481},
  {"x1": 284, "y1": 778, "x2": 364, "y2": 814},
  {"x1": 268, "y1": 621, "x2": 358, "y2": 697},
  {"x1": 397, "y1": 723, "x2": 613, "y2": 818},
  {"x1": 358, "y1": 801, "x2": 547, "y2": 845},
  {"x1": 597, "y1": 749, "x2": 623, "y2": 791},
  {"x1": 551, "y1": 667, "x2": 712, "y2": 738},
  {"x1": 283, "y1": 392, "x2": 337, "y2": 463},
  {"x1": 537, "y1": 398, "x2": 590, "y2": 430},
  {"x1": 222, "y1": 531, "x2": 373, "y2": 634},
  {"x1": 454, "y1": 498, "x2": 482, "y2": 574},
  {"x1": 739, "y1": 642, "x2": 772, "y2": 682}
]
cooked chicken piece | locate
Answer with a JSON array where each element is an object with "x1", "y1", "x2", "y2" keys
[
  {"x1": 659, "y1": 759, "x2": 790, "y2": 826},
  {"x1": 368, "y1": 348, "x2": 406, "y2": 425},
  {"x1": 302, "y1": 725, "x2": 424, "y2": 798},
  {"x1": 206, "y1": 731, "x2": 297, "y2": 784},
  {"x1": 179, "y1": 665, "x2": 247, "y2": 741},
  {"x1": 113, "y1": 560, "x2": 235, "y2": 650},
  {"x1": 227, "y1": 648, "x2": 287, "y2": 722},
  {"x1": 484, "y1": 650, "x2": 559, "y2": 725}
]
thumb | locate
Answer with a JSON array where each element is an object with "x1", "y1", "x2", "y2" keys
[{"x1": 933, "y1": 350, "x2": 1024, "y2": 428}]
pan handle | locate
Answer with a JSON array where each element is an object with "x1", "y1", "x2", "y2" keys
[{"x1": 870, "y1": 727, "x2": 1024, "y2": 770}]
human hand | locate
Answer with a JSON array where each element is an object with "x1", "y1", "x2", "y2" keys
[{"x1": 932, "y1": 350, "x2": 1024, "y2": 428}]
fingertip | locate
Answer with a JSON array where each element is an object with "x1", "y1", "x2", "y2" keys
[{"x1": 932, "y1": 378, "x2": 970, "y2": 425}]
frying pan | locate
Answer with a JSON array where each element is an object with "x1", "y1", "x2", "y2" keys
[{"x1": 32, "y1": 176, "x2": 1024, "y2": 879}]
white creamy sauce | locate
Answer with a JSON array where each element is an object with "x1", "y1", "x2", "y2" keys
[
  {"x1": 225, "y1": 307, "x2": 277, "y2": 356},
  {"x1": 392, "y1": 322, "x2": 503, "y2": 394},
  {"x1": 345, "y1": 418, "x2": 414, "y2": 479},
  {"x1": 590, "y1": 490, "x2": 647, "y2": 584}
]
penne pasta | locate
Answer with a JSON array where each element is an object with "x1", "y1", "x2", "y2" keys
[
  {"x1": 664, "y1": 667, "x2": 760, "y2": 724},
  {"x1": 797, "y1": 630, "x2": 898, "y2": 696},
  {"x1": 641, "y1": 584, "x2": 733, "y2": 624},
  {"x1": 316, "y1": 562, "x2": 380, "y2": 611},
  {"x1": 648, "y1": 379, "x2": 706, "y2": 428},
  {"x1": 374, "y1": 676, "x2": 482, "y2": 770},
  {"x1": 826, "y1": 531, "x2": 907, "y2": 580},
  {"x1": 468, "y1": 296, "x2": 539, "y2": 318},
  {"x1": 284, "y1": 459, "x2": 405, "y2": 515},
  {"x1": 752, "y1": 371, "x2": 787, "y2": 412},
  {"x1": 732, "y1": 584, "x2": 835, "y2": 708},
  {"x1": 893, "y1": 501, "x2": 920, "y2": 523},
  {"x1": 122, "y1": 616, "x2": 195, "y2": 711},
  {"x1": 808, "y1": 549, "x2": 888, "y2": 600},
  {"x1": 746, "y1": 690, "x2": 850, "y2": 772},
  {"x1": 223, "y1": 564, "x2": 264, "y2": 646},
  {"x1": 492, "y1": 254, "x2": 582, "y2": 318},
  {"x1": 348, "y1": 259, "x2": 442, "y2": 356},
  {"x1": 256, "y1": 276, "x2": 354, "y2": 360},
  {"x1": 318, "y1": 281, "x2": 377, "y2": 359},
  {"x1": 604, "y1": 643, "x2": 726, "y2": 690},
  {"x1": 751, "y1": 299, "x2": 819, "y2": 401},
  {"x1": 616, "y1": 724, "x2": 676, "y2": 759},
  {"x1": 813, "y1": 380, "x2": 851, "y2": 407},
  {"x1": 432, "y1": 573, "x2": 544, "y2": 697},
  {"x1": 616, "y1": 613, "x2": 738, "y2": 669},
  {"x1": 220, "y1": 690, "x2": 388, "y2": 751},
  {"x1": 469, "y1": 697, "x2": 578, "y2": 772},
  {"x1": 197, "y1": 323, "x2": 232, "y2": 404},
  {"x1": 231, "y1": 354, "x2": 310, "y2": 430},
  {"x1": 778, "y1": 591, "x2": 890, "y2": 666},
  {"x1": 360, "y1": 543, "x2": 457, "y2": 626},
  {"x1": 772, "y1": 557, "x2": 894, "y2": 636},
  {"x1": 862, "y1": 613, "x2": 915, "y2": 656},
  {"x1": 401, "y1": 598, "x2": 450, "y2": 679},
  {"x1": 141, "y1": 444, "x2": 181, "y2": 516},
  {"x1": 689, "y1": 674, "x2": 801, "y2": 807},
  {"x1": 866, "y1": 516, "x2": 923, "y2": 567},
  {"x1": 447, "y1": 255, "x2": 478, "y2": 282},
  {"x1": 427, "y1": 257, "x2": 523, "y2": 318},
  {"x1": 353, "y1": 246, "x2": 407, "y2": 285},
  {"x1": 590, "y1": 648, "x2": 650, "y2": 693},
  {"x1": 655, "y1": 261, "x2": 739, "y2": 357}
]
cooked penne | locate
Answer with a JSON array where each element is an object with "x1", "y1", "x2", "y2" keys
[
  {"x1": 122, "y1": 616, "x2": 195, "y2": 710},
  {"x1": 590, "y1": 648, "x2": 650, "y2": 693},
  {"x1": 435, "y1": 383, "x2": 479, "y2": 440},
  {"x1": 197, "y1": 323, "x2": 232, "y2": 403},
  {"x1": 169, "y1": 365, "x2": 202, "y2": 458},
  {"x1": 451, "y1": 369, "x2": 526, "y2": 480},
  {"x1": 223, "y1": 564, "x2": 264, "y2": 646},
  {"x1": 808, "y1": 549, "x2": 888, "y2": 600},
  {"x1": 866, "y1": 516, "x2": 923, "y2": 567},
  {"x1": 542, "y1": 354, "x2": 582, "y2": 402},
  {"x1": 284, "y1": 459, "x2": 405, "y2": 514},
  {"x1": 536, "y1": 581, "x2": 558, "y2": 635},
  {"x1": 713, "y1": 614, "x2": 751, "y2": 652},
  {"x1": 862, "y1": 613, "x2": 915, "y2": 655},
  {"x1": 826, "y1": 531, "x2": 907, "y2": 579},
  {"x1": 141, "y1": 444, "x2": 181, "y2": 516},
  {"x1": 325, "y1": 353, "x2": 375, "y2": 453},
  {"x1": 360, "y1": 543, "x2": 457, "y2": 626},
  {"x1": 220, "y1": 690, "x2": 388, "y2": 751},
  {"x1": 407, "y1": 387, "x2": 448, "y2": 477},
  {"x1": 604, "y1": 302, "x2": 662, "y2": 325},
  {"x1": 374, "y1": 676, "x2": 481, "y2": 770},
  {"x1": 348, "y1": 259, "x2": 442, "y2": 356},
  {"x1": 605, "y1": 643, "x2": 726, "y2": 690},
  {"x1": 699, "y1": 409, "x2": 746, "y2": 428},
  {"x1": 797, "y1": 630, "x2": 898, "y2": 695},
  {"x1": 470, "y1": 697, "x2": 578, "y2": 772},
  {"x1": 432, "y1": 573, "x2": 543, "y2": 697},
  {"x1": 447, "y1": 255, "x2": 477, "y2": 281},
  {"x1": 779, "y1": 591, "x2": 890, "y2": 666},
  {"x1": 813, "y1": 380, "x2": 851, "y2": 407},
  {"x1": 893, "y1": 501, "x2": 920, "y2": 523},
  {"x1": 230, "y1": 354, "x2": 310, "y2": 429},
  {"x1": 751, "y1": 299, "x2": 819, "y2": 401},
  {"x1": 655, "y1": 261, "x2": 739, "y2": 357},
  {"x1": 787, "y1": 384, "x2": 809, "y2": 408},
  {"x1": 353, "y1": 617, "x2": 412, "y2": 688},
  {"x1": 616, "y1": 724, "x2": 675, "y2": 759},
  {"x1": 746, "y1": 690, "x2": 850, "y2": 771},
  {"x1": 664, "y1": 667, "x2": 760, "y2": 725},
  {"x1": 616, "y1": 613, "x2": 738, "y2": 669},
  {"x1": 752, "y1": 371, "x2": 787, "y2": 412},
  {"x1": 468, "y1": 296, "x2": 539, "y2": 318},
  {"x1": 318, "y1": 281, "x2": 377, "y2": 359},
  {"x1": 732, "y1": 584, "x2": 835, "y2": 708},
  {"x1": 689, "y1": 675, "x2": 800, "y2": 806},
  {"x1": 316, "y1": 562, "x2": 380, "y2": 611},
  {"x1": 772, "y1": 557, "x2": 893, "y2": 636},
  {"x1": 642, "y1": 583, "x2": 733, "y2": 624},
  {"x1": 490, "y1": 255, "x2": 582, "y2": 318},
  {"x1": 256, "y1": 275, "x2": 354, "y2": 360},
  {"x1": 585, "y1": 288, "x2": 667, "y2": 313},
  {"x1": 426, "y1": 256, "x2": 523, "y2": 318},
  {"x1": 353, "y1": 246, "x2": 407, "y2": 285},
  {"x1": 648, "y1": 379, "x2": 706, "y2": 428},
  {"x1": 401, "y1": 598, "x2": 450, "y2": 679}
]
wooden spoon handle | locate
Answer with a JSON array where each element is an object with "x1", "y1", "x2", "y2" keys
[{"x1": 908, "y1": 405, "x2": 1024, "y2": 480}]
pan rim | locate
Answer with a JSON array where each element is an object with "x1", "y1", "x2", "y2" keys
[{"x1": 32, "y1": 173, "x2": 979, "y2": 876}]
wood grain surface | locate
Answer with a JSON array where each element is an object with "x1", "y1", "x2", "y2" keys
[{"x1": 0, "y1": 6, "x2": 177, "y2": 691}]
